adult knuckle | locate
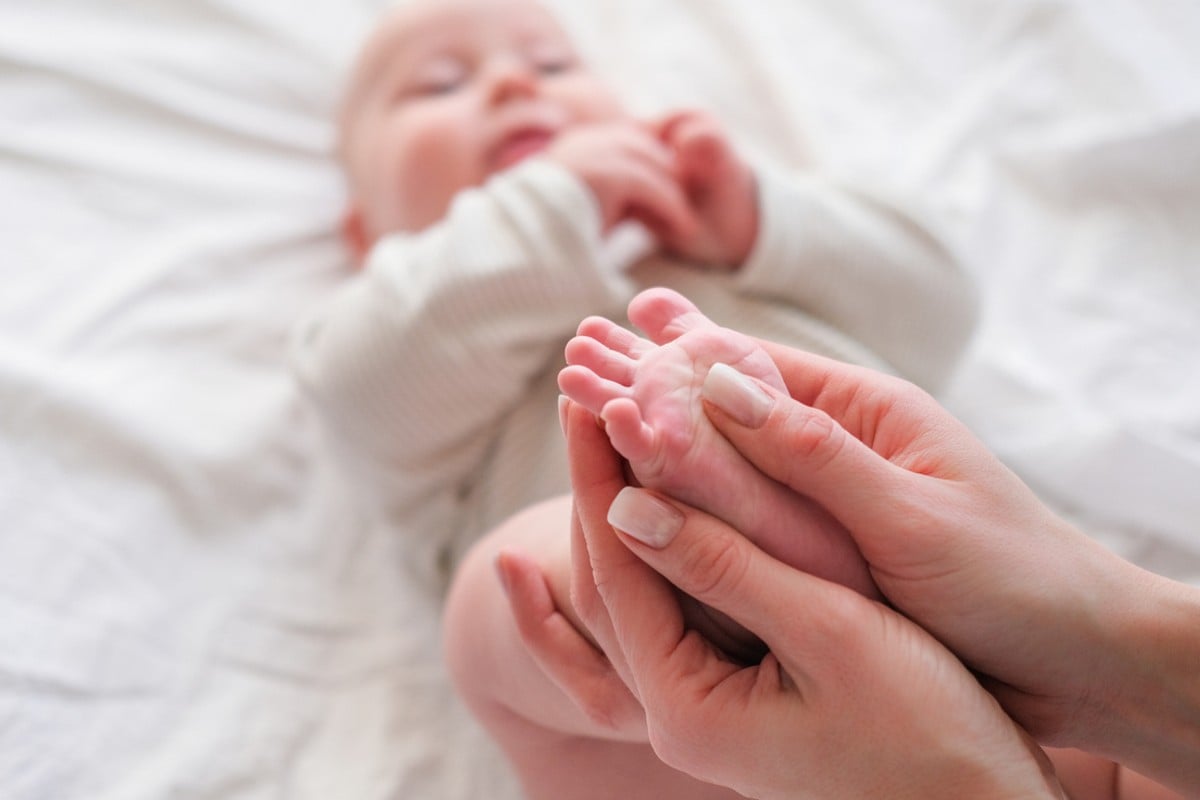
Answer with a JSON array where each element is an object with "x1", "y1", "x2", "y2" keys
[
  {"x1": 577, "y1": 684, "x2": 630, "y2": 732},
  {"x1": 678, "y1": 528, "x2": 752, "y2": 603},
  {"x1": 807, "y1": 588, "x2": 862, "y2": 645},
  {"x1": 647, "y1": 705, "x2": 722, "y2": 781},
  {"x1": 779, "y1": 404, "x2": 843, "y2": 471},
  {"x1": 569, "y1": 574, "x2": 605, "y2": 629},
  {"x1": 646, "y1": 716, "x2": 697, "y2": 774}
]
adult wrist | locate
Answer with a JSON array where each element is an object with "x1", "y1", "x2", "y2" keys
[
  {"x1": 1095, "y1": 567, "x2": 1200, "y2": 794},
  {"x1": 960, "y1": 752, "x2": 1066, "y2": 800},
  {"x1": 901, "y1": 737, "x2": 1063, "y2": 800}
]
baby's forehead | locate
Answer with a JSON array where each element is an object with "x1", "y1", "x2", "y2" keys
[
  {"x1": 340, "y1": 0, "x2": 569, "y2": 120},
  {"x1": 363, "y1": 0, "x2": 564, "y2": 65},
  {"x1": 352, "y1": 6, "x2": 442, "y2": 82},
  {"x1": 340, "y1": 6, "x2": 446, "y2": 115}
]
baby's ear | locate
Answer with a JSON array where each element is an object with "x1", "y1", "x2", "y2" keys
[{"x1": 340, "y1": 206, "x2": 371, "y2": 268}]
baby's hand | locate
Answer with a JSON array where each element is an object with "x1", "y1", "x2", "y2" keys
[
  {"x1": 651, "y1": 110, "x2": 759, "y2": 268},
  {"x1": 545, "y1": 122, "x2": 699, "y2": 245}
]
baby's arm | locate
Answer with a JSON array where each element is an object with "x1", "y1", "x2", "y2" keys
[
  {"x1": 630, "y1": 109, "x2": 974, "y2": 391},
  {"x1": 730, "y1": 165, "x2": 978, "y2": 392},
  {"x1": 292, "y1": 160, "x2": 632, "y2": 520},
  {"x1": 442, "y1": 496, "x2": 745, "y2": 800}
]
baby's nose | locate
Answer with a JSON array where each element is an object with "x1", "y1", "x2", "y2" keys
[{"x1": 484, "y1": 58, "x2": 539, "y2": 105}]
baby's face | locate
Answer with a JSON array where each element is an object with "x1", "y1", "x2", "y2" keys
[{"x1": 339, "y1": 0, "x2": 625, "y2": 249}]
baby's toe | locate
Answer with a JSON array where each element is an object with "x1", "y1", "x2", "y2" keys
[
  {"x1": 559, "y1": 365, "x2": 633, "y2": 416},
  {"x1": 628, "y1": 287, "x2": 715, "y2": 345},
  {"x1": 577, "y1": 316, "x2": 654, "y2": 359}
]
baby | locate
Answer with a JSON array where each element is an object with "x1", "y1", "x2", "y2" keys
[
  {"x1": 294, "y1": 0, "x2": 974, "y2": 579},
  {"x1": 292, "y1": 0, "x2": 977, "y2": 794}
]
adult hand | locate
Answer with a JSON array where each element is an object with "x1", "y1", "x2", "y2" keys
[
  {"x1": 695, "y1": 344, "x2": 1200, "y2": 792},
  {"x1": 553, "y1": 397, "x2": 1062, "y2": 800},
  {"x1": 493, "y1": 531, "x2": 648, "y2": 742},
  {"x1": 487, "y1": 399, "x2": 650, "y2": 742}
]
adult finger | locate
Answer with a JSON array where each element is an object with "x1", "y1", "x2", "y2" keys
[
  {"x1": 603, "y1": 489, "x2": 1068, "y2": 800},
  {"x1": 564, "y1": 398, "x2": 745, "y2": 703},
  {"x1": 605, "y1": 485, "x2": 852, "y2": 667},
  {"x1": 698, "y1": 362, "x2": 914, "y2": 531},
  {"x1": 496, "y1": 549, "x2": 648, "y2": 741},
  {"x1": 593, "y1": 483, "x2": 878, "y2": 795},
  {"x1": 563, "y1": 398, "x2": 648, "y2": 696},
  {"x1": 754, "y1": 337, "x2": 922, "y2": 420},
  {"x1": 566, "y1": 401, "x2": 749, "y2": 719}
]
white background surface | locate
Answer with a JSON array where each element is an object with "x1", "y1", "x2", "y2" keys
[{"x1": 2, "y1": 0, "x2": 1198, "y2": 797}]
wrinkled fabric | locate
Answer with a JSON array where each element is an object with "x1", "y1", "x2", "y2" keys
[{"x1": 1, "y1": 0, "x2": 1197, "y2": 798}]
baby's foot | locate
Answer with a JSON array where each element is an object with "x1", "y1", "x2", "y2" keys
[{"x1": 560, "y1": 288, "x2": 879, "y2": 604}]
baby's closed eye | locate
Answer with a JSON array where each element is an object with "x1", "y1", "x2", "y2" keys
[
  {"x1": 525, "y1": 41, "x2": 576, "y2": 76},
  {"x1": 402, "y1": 56, "x2": 470, "y2": 99}
]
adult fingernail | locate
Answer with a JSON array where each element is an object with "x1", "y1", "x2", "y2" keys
[
  {"x1": 494, "y1": 552, "x2": 513, "y2": 597},
  {"x1": 702, "y1": 363, "x2": 773, "y2": 428},
  {"x1": 558, "y1": 394, "x2": 569, "y2": 436},
  {"x1": 607, "y1": 487, "x2": 683, "y2": 548}
]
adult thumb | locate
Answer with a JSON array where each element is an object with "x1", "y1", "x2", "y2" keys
[
  {"x1": 699, "y1": 363, "x2": 908, "y2": 534},
  {"x1": 605, "y1": 485, "x2": 856, "y2": 664}
]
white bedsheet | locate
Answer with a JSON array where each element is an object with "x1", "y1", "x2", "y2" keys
[{"x1": 2, "y1": 0, "x2": 1197, "y2": 798}]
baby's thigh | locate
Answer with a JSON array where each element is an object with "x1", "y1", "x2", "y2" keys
[
  {"x1": 465, "y1": 494, "x2": 576, "y2": 613},
  {"x1": 443, "y1": 494, "x2": 575, "y2": 708}
]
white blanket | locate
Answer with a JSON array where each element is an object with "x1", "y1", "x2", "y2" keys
[{"x1": 2, "y1": 0, "x2": 1198, "y2": 797}]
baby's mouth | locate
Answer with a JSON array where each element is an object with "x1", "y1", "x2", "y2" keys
[{"x1": 489, "y1": 128, "x2": 556, "y2": 171}]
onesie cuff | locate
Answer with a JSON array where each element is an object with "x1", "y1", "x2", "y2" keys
[
  {"x1": 735, "y1": 167, "x2": 819, "y2": 294},
  {"x1": 496, "y1": 158, "x2": 604, "y2": 248},
  {"x1": 480, "y1": 158, "x2": 638, "y2": 311},
  {"x1": 490, "y1": 157, "x2": 640, "y2": 292}
]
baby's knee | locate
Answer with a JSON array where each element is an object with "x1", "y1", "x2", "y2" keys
[{"x1": 442, "y1": 495, "x2": 574, "y2": 694}]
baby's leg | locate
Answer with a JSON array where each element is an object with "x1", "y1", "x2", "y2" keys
[
  {"x1": 560, "y1": 288, "x2": 878, "y2": 600},
  {"x1": 444, "y1": 496, "x2": 747, "y2": 800}
]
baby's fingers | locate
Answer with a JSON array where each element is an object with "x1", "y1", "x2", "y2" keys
[
  {"x1": 651, "y1": 109, "x2": 732, "y2": 186},
  {"x1": 644, "y1": 108, "x2": 715, "y2": 149},
  {"x1": 616, "y1": 160, "x2": 700, "y2": 244}
]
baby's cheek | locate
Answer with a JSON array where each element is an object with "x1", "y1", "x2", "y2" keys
[
  {"x1": 555, "y1": 76, "x2": 627, "y2": 125},
  {"x1": 392, "y1": 129, "x2": 481, "y2": 230}
]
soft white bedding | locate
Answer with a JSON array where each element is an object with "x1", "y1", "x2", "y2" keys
[{"x1": 2, "y1": 0, "x2": 1197, "y2": 798}]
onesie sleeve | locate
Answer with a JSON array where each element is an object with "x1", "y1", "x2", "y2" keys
[
  {"x1": 734, "y1": 168, "x2": 978, "y2": 391},
  {"x1": 291, "y1": 159, "x2": 634, "y2": 519}
]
